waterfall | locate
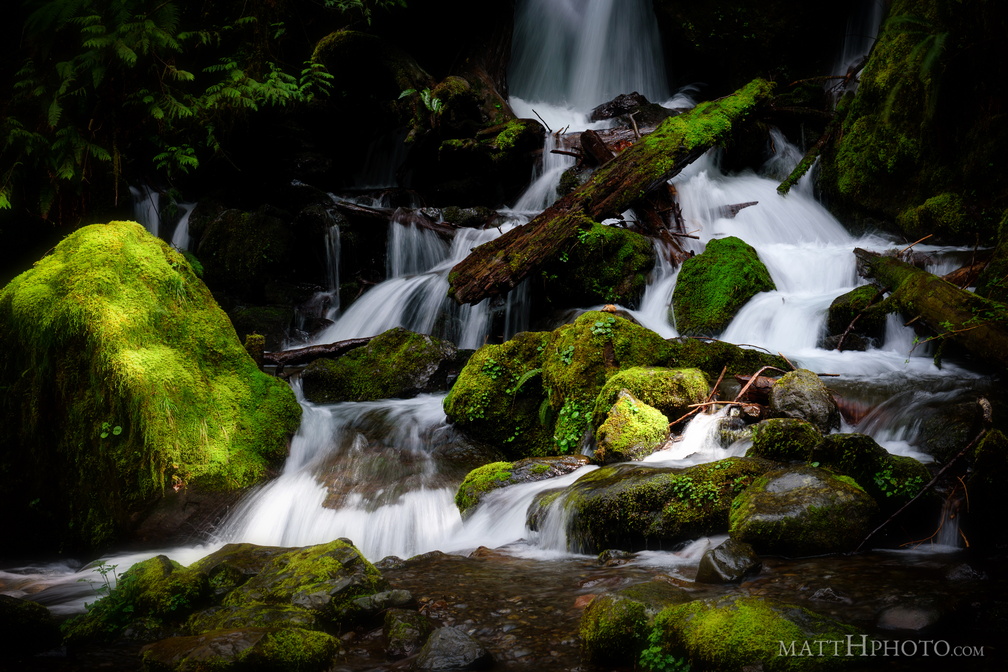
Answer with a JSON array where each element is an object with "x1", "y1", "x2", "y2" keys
[
  {"x1": 130, "y1": 185, "x2": 160, "y2": 239},
  {"x1": 170, "y1": 202, "x2": 195, "y2": 251},
  {"x1": 509, "y1": 0, "x2": 669, "y2": 109}
]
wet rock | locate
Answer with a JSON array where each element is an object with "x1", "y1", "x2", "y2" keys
[
  {"x1": 384, "y1": 608, "x2": 435, "y2": 660},
  {"x1": 0, "y1": 595, "x2": 61, "y2": 660},
  {"x1": 580, "y1": 580, "x2": 690, "y2": 665},
  {"x1": 594, "y1": 391, "x2": 669, "y2": 463},
  {"x1": 590, "y1": 92, "x2": 652, "y2": 120},
  {"x1": 559, "y1": 457, "x2": 775, "y2": 553},
  {"x1": 671, "y1": 236, "x2": 776, "y2": 336},
  {"x1": 768, "y1": 369, "x2": 841, "y2": 433},
  {"x1": 651, "y1": 595, "x2": 858, "y2": 671},
  {"x1": 301, "y1": 327, "x2": 469, "y2": 403},
  {"x1": 877, "y1": 604, "x2": 943, "y2": 632},
  {"x1": 139, "y1": 626, "x2": 339, "y2": 672},
  {"x1": 821, "y1": 285, "x2": 888, "y2": 351},
  {"x1": 747, "y1": 417, "x2": 823, "y2": 461},
  {"x1": 810, "y1": 434, "x2": 930, "y2": 508},
  {"x1": 454, "y1": 455, "x2": 590, "y2": 517},
  {"x1": 348, "y1": 589, "x2": 416, "y2": 624},
  {"x1": 694, "y1": 538, "x2": 761, "y2": 584},
  {"x1": 946, "y1": 563, "x2": 988, "y2": 582},
  {"x1": 597, "y1": 549, "x2": 635, "y2": 566},
  {"x1": 730, "y1": 467, "x2": 878, "y2": 556},
  {"x1": 412, "y1": 626, "x2": 493, "y2": 670}
]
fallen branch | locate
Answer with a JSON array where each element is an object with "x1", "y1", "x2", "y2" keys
[{"x1": 263, "y1": 337, "x2": 373, "y2": 367}]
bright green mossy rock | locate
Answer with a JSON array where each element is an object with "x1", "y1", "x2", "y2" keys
[
  {"x1": 649, "y1": 595, "x2": 858, "y2": 672},
  {"x1": 896, "y1": 192, "x2": 971, "y2": 242},
  {"x1": 559, "y1": 457, "x2": 774, "y2": 553},
  {"x1": 810, "y1": 434, "x2": 929, "y2": 509},
  {"x1": 442, "y1": 330, "x2": 554, "y2": 456},
  {"x1": 444, "y1": 312, "x2": 787, "y2": 458},
  {"x1": 671, "y1": 236, "x2": 775, "y2": 336},
  {"x1": 748, "y1": 418, "x2": 823, "y2": 462},
  {"x1": 454, "y1": 455, "x2": 589, "y2": 517},
  {"x1": 823, "y1": 285, "x2": 888, "y2": 351},
  {"x1": 730, "y1": 467, "x2": 878, "y2": 556},
  {"x1": 592, "y1": 367, "x2": 708, "y2": 429},
  {"x1": 139, "y1": 626, "x2": 340, "y2": 672},
  {"x1": 580, "y1": 581, "x2": 690, "y2": 665},
  {"x1": 0, "y1": 221, "x2": 301, "y2": 553},
  {"x1": 300, "y1": 327, "x2": 466, "y2": 403},
  {"x1": 540, "y1": 223, "x2": 656, "y2": 307},
  {"x1": 594, "y1": 391, "x2": 669, "y2": 464}
]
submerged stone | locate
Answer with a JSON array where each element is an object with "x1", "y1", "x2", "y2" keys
[
  {"x1": 384, "y1": 608, "x2": 435, "y2": 660},
  {"x1": 413, "y1": 626, "x2": 493, "y2": 670}
]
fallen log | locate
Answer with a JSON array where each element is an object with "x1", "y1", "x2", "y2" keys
[
  {"x1": 263, "y1": 337, "x2": 373, "y2": 367},
  {"x1": 854, "y1": 248, "x2": 1008, "y2": 371},
  {"x1": 448, "y1": 79, "x2": 775, "y2": 305}
]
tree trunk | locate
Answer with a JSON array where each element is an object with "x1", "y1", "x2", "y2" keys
[
  {"x1": 854, "y1": 248, "x2": 1008, "y2": 371},
  {"x1": 448, "y1": 79, "x2": 775, "y2": 305}
]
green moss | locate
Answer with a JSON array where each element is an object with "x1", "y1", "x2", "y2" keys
[
  {"x1": 593, "y1": 367, "x2": 707, "y2": 428},
  {"x1": 139, "y1": 626, "x2": 339, "y2": 672},
  {"x1": 665, "y1": 338, "x2": 788, "y2": 379},
  {"x1": 454, "y1": 461, "x2": 514, "y2": 515},
  {"x1": 564, "y1": 457, "x2": 774, "y2": 552},
  {"x1": 300, "y1": 327, "x2": 459, "y2": 403},
  {"x1": 541, "y1": 223, "x2": 657, "y2": 307},
  {"x1": 672, "y1": 236, "x2": 775, "y2": 336},
  {"x1": 896, "y1": 192, "x2": 971, "y2": 240},
  {"x1": 0, "y1": 221, "x2": 300, "y2": 552},
  {"x1": 748, "y1": 419, "x2": 823, "y2": 462},
  {"x1": 651, "y1": 595, "x2": 858, "y2": 671},
  {"x1": 580, "y1": 594, "x2": 649, "y2": 664},
  {"x1": 810, "y1": 434, "x2": 929, "y2": 507},
  {"x1": 595, "y1": 392, "x2": 669, "y2": 463},
  {"x1": 975, "y1": 211, "x2": 1008, "y2": 303}
]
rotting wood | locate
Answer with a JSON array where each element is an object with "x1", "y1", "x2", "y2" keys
[
  {"x1": 263, "y1": 337, "x2": 374, "y2": 368},
  {"x1": 448, "y1": 79, "x2": 775, "y2": 305}
]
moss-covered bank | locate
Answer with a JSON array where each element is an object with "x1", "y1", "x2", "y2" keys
[{"x1": 0, "y1": 221, "x2": 301, "y2": 553}]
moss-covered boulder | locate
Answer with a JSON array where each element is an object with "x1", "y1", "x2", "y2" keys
[
  {"x1": 580, "y1": 580, "x2": 690, "y2": 665},
  {"x1": 550, "y1": 457, "x2": 774, "y2": 553},
  {"x1": 539, "y1": 223, "x2": 656, "y2": 308},
  {"x1": 822, "y1": 285, "x2": 888, "y2": 351},
  {"x1": 671, "y1": 236, "x2": 775, "y2": 336},
  {"x1": 0, "y1": 595, "x2": 61, "y2": 661},
  {"x1": 594, "y1": 391, "x2": 669, "y2": 464},
  {"x1": 139, "y1": 626, "x2": 340, "y2": 672},
  {"x1": 730, "y1": 467, "x2": 878, "y2": 556},
  {"x1": 648, "y1": 595, "x2": 859, "y2": 672},
  {"x1": 0, "y1": 221, "x2": 301, "y2": 553},
  {"x1": 811, "y1": 434, "x2": 929, "y2": 508},
  {"x1": 384, "y1": 608, "x2": 436, "y2": 660},
  {"x1": 300, "y1": 327, "x2": 468, "y2": 403},
  {"x1": 444, "y1": 312, "x2": 788, "y2": 459},
  {"x1": 592, "y1": 367, "x2": 708, "y2": 429},
  {"x1": 748, "y1": 418, "x2": 823, "y2": 462},
  {"x1": 769, "y1": 369, "x2": 841, "y2": 433},
  {"x1": 454, "y1": 455, "x2": 589, "y2": 517}
]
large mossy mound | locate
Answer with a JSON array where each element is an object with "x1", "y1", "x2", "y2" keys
[
  {"x1": 0, "y1": 221, "x2": 301, "y2": 553},
  {"x1": 443, "y1": 311, "x2": 785, "y2": 459},
  {"x1": 649, "y1": 595, "x2": 858, "y2": 672},
  {"x1": 300, "y1": 327, "x2": 468, "y2": 403},
  {"x1": 671, "y1": 236, "x2": 775, "y2": 336}
]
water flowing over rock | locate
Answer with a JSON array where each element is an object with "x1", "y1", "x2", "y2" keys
[
  {"x1": 694, "y1": 538, "x2": 762, "y2": 584},
  {"x1": 730, "y1": 467, "x2": 878, "y2": 556}
]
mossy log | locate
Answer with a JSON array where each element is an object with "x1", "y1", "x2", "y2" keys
[
  {"x1": 854, "y1": 248, "x2": 1008, "y2": 371},
  {"x1": 448, "y1": 79, "x2": 775, "y2": 305}
]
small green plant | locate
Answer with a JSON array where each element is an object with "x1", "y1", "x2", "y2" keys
[
  {"x1": 481, "y1": 357, "x2": 506, "y2": 381},
  {"x1": 559, "y1": 344, "x2": 576, "y2": 366},
  {"x1": 640, "y1": 628, "x2": 691, "y2": 672},
  {"x1": 78, "y1": 561, "x2": 119, "y2": 609},
  {"x1": 874, "y1": 464, "x2": 924, "y2": 498},
  {"x1": 668, "y1": 475, "x2": 718, "y2": 505},
  {"x1": 399, "y1": 87, "x2": 444, "y2": 115},
  {"x1": 591, "y1": 316, "x2": 617, "y2": 338},
  {"x1": 99, "y1": 421, "x2": 123, "y2": 439}
]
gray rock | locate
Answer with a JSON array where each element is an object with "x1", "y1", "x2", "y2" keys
[
  {"x1": 384, "y1": 608, "x2": 435, "y2": 660},
  {"x1": 877, "y1": 605, "x2": 943, "y2": 632},
  {"x1": 768, "y1": 369, "x2": 840, "y2": 433},
  {"x1": 413, "y1": 626, "x2": 493, "y2": 670},
  {"x1": 694, "y1": 538, "x2": 761, "y2": 584},
  {"x1": 729, "y1": 467, "x2": 877, "y2": 556}
]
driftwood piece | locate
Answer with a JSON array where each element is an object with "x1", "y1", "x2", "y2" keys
[
  {"x1": 854, "y1": 248, "x2": 1008, "y2": 371},
  {"x1": 448, "y1": 79, "x2": 775, "y2": 305},
  {"x1": 263, "y1": 337, "x2": 373, "y2": 367},
  {"x1": 714, "y1": 201, "x2": 759, "y2": 219}
]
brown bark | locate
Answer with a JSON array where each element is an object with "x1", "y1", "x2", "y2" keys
[
  {"x1": 448, "y1": 79, "x2": 775, "y2": 305},
  {"x1": 263, "y1": 337, "x2": 373, "y2": 367},
  {"x1": 854, "y1": 248, "x2": 1008, "y2": 371}
]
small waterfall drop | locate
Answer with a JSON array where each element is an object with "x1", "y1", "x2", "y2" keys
[
  {"x1": 170, "y1": 202, "x2": 195, "y2": 251},
  {"x1": 130, "y1": 185, "x2": 160, "y2": 239}
]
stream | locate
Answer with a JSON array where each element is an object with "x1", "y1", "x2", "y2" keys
[{"x1": 2, "y1": 1, "x2": 1006, "y2": 670}]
